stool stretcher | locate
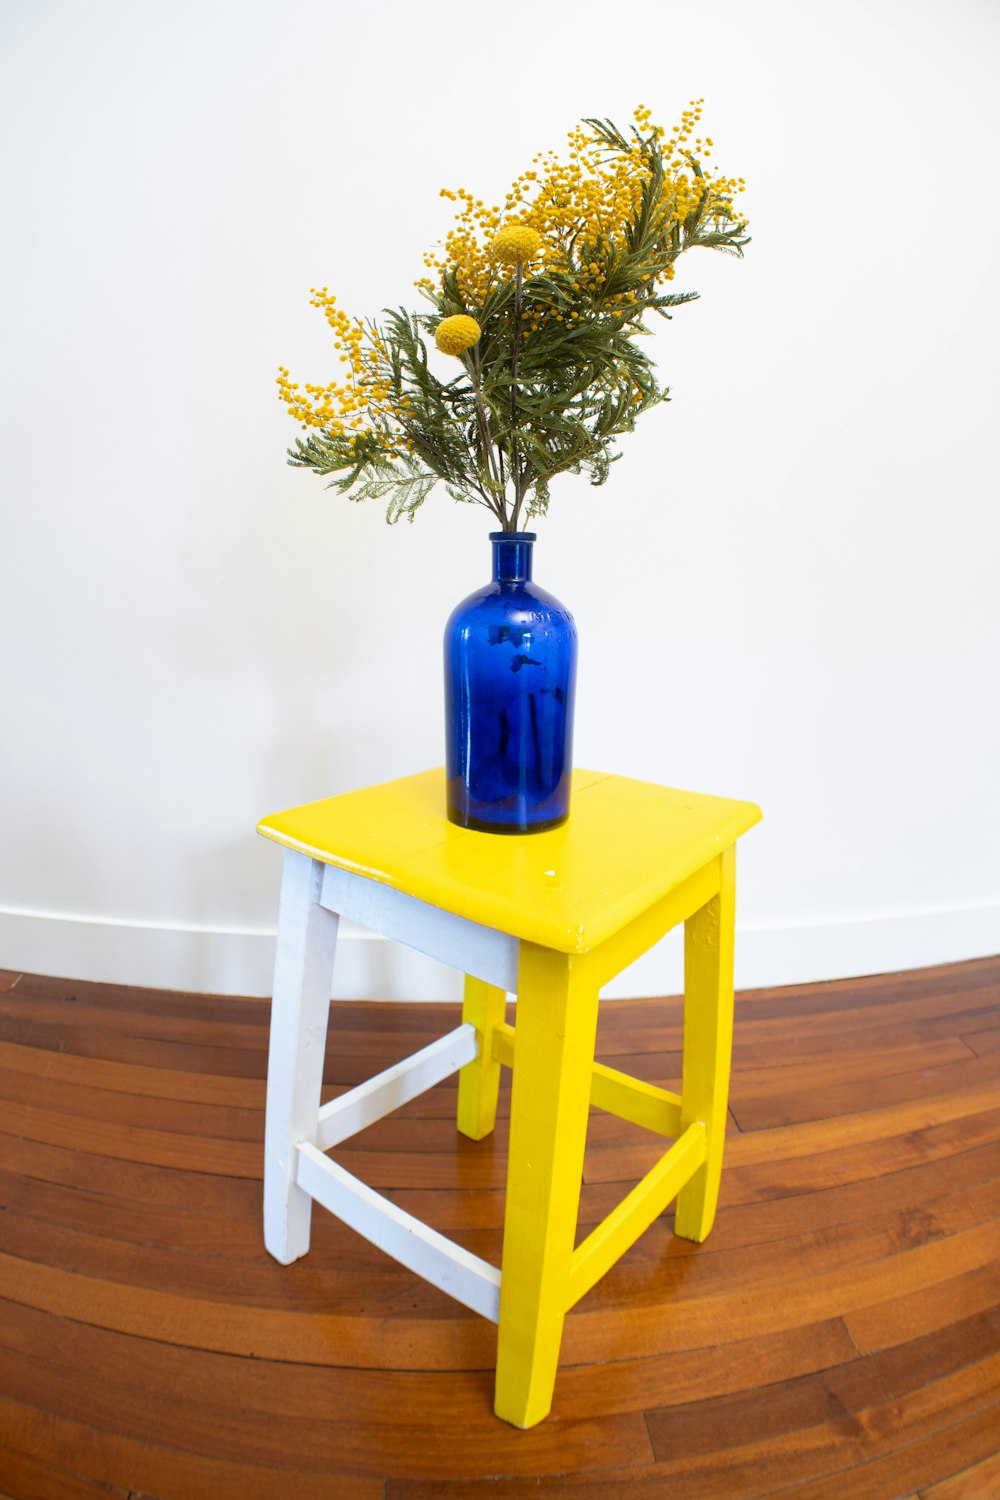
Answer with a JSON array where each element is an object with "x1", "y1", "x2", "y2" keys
[
  {"x1": 317, "y1": 1022, "x2": 478, "y2": 1149},
  {"x1": 491, "y1": 1020, "x2": 685, "y2": 1139},
  {"x1": 568, "y1": 1120, "x2": 707, "y2": 1308},
  {"x1": 296, "y1": 1140, "x2": 502, "y2": 1321}
]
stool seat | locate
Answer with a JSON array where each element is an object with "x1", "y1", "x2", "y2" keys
[
  {"x1": 258, "y1": 766, "x2": 759, "y2": 953},
  {"x1": 258, "y1": 767, "x2": 760, "y2": 1428}
]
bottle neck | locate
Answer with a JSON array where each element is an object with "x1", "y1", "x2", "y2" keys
[{"x1": 490, "y1": 531, "x2": 536, "y2": 584}]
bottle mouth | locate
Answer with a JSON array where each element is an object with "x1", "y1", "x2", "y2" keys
[{"x1": 490, "y1": 531, "x2": 534, "y2": 582}]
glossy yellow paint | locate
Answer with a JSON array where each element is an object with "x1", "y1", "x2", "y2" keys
[
  {"x1": 257, "y1": 767, "x2": 760, "y2": 955},
  {"x1": 456, "y1": 976, "x2": 506, "y2": 1141},
  {"x1": 674, "y1": 845, "x2": 737, "y2": 1242},
  {"x1": 258, "y1": 766, "x2": 759, "y2": 1429},
  {"x1": 487, "y1": 844, "x2": 744, "y2": 1424},
  {"x1": 495, "y1": 943, "x2": 600, "y2": 1428},
  {"x1": 567, "y1": 1120, "x2": 707, "y2": 1309},
  {"x1": 491, "y1": 1020, "x2": 682, "y2": 1138},
  {"x1": 589, "y1": 1061, "x2": 683, "y2": 1138}
]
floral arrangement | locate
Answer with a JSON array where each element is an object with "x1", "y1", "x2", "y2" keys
[{"x1": 277, "y1": 101, "x2": 748, "y2": 530}]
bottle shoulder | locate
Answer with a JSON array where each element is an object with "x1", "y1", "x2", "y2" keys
[{"x1": 446, "y1": 579, "x2": 575, "y2": 632}]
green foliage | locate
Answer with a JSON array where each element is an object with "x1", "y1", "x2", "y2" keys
[{"x1": 282, "y1": 107, "x2": 749, "y2": 527}]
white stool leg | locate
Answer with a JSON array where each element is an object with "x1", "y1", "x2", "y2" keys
[{"x1": 263, "y1": 850, "x2": 339, "y2": 1264}]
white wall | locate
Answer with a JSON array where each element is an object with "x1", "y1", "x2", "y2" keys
[{"x1": 1, "y1": 0, "x2": 998, "y2": 1000}]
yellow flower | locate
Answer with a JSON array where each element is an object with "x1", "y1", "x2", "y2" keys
[
  {"x1": 490, "y1": 224, "x2": 542, "y2": 265},
  {"x1": 434, "y1": 314, "x2": 482, "y2": 355}
]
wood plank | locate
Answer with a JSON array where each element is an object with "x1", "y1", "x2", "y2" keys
[
  {"x1": 6, "y1": 982, "x2": 995, "y2": 1110},
  {"x1": 699, "y1": 1138, "x2": 1000, "y2": 1251},
  {"x1": 0, "y1": 1097, "x2": 260, "y2": 1176},
  {"x1": 0, "y1": 1131, "x2": 263, "y2": 1215},
  {"x1": 921, "y1": 1445, "x2": 1000, "y2": 1499},
  {"x1": 11, "y1": 1141, "x2": 993, "y2": 1307},
  {"x1": 0, "y1": 1297, "x2": 855, "y2": 1431},
  {"x1": 593, "y1": 959, "x2": 1000, "y2": 1036},
  {"x1": 3, "y1": 1176, "x2": 419, "y2": 1270},
  {"x1": 0, "y1": 1012, "x2": 270, "y2": 1080},
  {"x1": 729, "y1": 1037, "x2": 978, "y2": 1103},
  {"x1": 0, "y1": 1208, "x2": 493, "y2": 1317},
  {"x1": 0, "y1": 1392, "x2": 383, "y2": 1500},
  {"x1": 0, "y1": 1246, "x2": 498, "y2": 1369},
  {"x1": 639, "y1": 1078, "x2": 1000, "y2": 1172},
  {"x1": 751, "y1": 1403, "x2": 1000, "y2": 1499},
  {"x1": 318, "y1": 1141, "x2": 510, "y2": 1190},
  {"x1": 583, "y1": 1033, "x2": 998, "y2": 1162},
  {"x1": 604, "y1": 963, "x2": 999, "y2": 1031},
  {"x1": 0, "y1": 1443, "x2": 130, "y2": 1500},
  {"x1": 845, "y1": 1259, "x2": 1000, "y2": 1354},
  {"x1": 9, "y1": 970, "x2": 275, "y2": 1018},
  {"x1": 552, "y1": 1318, "x2": 860, "y2": 1422},
  {"x1": 0, "y1": 988, "x2": 271, "y2": 1048},
  {"x1": 594, "y1": 1008, "x2": 1000, "y2": 1085},
  {"x1": 573, "y1": 1173, "x2": 1000, "y2": 1313},
  {"x1": 869, "y1": 1305, "x2": 1000, "y2": 1400},
  {"x1": 730, "y1": 1049, "x2": 998, "y2": 1132},
  {"x1": 0, "y1": 1010, "x2": 469, "y2": 1092},
  {"x1": 11, "y1": 968, "x2": 997, "y2": 1067},
  {"x1": 0, "y1": 957, "x2": 995, "y2": 1495},
  {"x1": 0, "y1": 970, "x2": 20, "y2": 993},
  {"x1": 717, "y1": 1105, "x2": 1000, "y2": 1204},
  {"x1": 5, "y1": 1177, "x2": 274, "y2": 1258},
  {"x1": 727, "y1": 958, "x2": 1000, "y2": 1020},
  {"x1": 559, "y1": 1219, "x2": 1000, "y2": 1365},
  {"x1": 0, "y1": 1035, "x2": 266, "y2": 1106},
  {"x1": 345, "y1": 1098, "x2": 692, "y2": 1153},
  {"x1": 586, "y1": 1029, "x2": 999, "y2": 1126},
  {"x1": 644, "y1": 1356, "x2": 886, "y2": 1460},
  {"x1": 22, "y1": 1136, "x2": 938, "y2": 1296},
  {"x1": 583, "y1": 1093, "x2": 1000, "y2": 1191},
  {"x1": 0, "y1": 1063, "x2": 265, "y2": 1140},
  {"x1": 0, "y1": 1029, "x2": 491, "y2": 1123},
  {"x1": 385, "y1": 1132, "x2": 1000, "y2": 1242},
  {"x1": 0, "y1": 1296, "x2": 486, "y2": 1424},
  {"x1": 0, "y1": 1114, "x2": 504, "y2": 1198},
  {"x1": 7, "y1": 972, "x2": 465, "y2": 1045},
  {"x1": 963, "y1": 1024, "x2": 1000, "y2": 1057},
  {"x1": 0, "y1": 1167, "x2": 18, "y2": 1209},
  {"x1": 0, "y1": 1328, "x2": 653, "y2": 1481},
  {"x1": 729, "y1": 989, "x2": 1000, "y2": 1055},
  {"x1": 731, "y1": 982, "x2": 1000, "y2": 1040},
  {"x1": 1, "y1": 1215, "x2": 898, "y2": 1380},
  {"x1": 389, "y1": 1360, "x2": 1000, "y2": 1496}
]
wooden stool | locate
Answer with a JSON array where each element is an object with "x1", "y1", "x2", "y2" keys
[{"x1": 258, "y1": 768, "x2": 760, "y2": 1428}]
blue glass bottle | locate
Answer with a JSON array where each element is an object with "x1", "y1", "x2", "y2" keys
[{"x1": 444, "y1": 532, "x2": 577, "y2": 833}]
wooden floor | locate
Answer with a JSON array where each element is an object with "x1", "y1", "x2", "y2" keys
[{"x1": 0, "y1": 956, "x2": 999, "y2": 1499}]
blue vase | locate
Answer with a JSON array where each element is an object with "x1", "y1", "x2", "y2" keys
[{"x1": 444, "y1": 532, "x2": 578, "y2": 833}]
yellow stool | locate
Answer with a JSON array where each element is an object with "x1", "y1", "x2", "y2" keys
[{"x1": 258, "y1": 768, "x2": 760, "y2": 1428}]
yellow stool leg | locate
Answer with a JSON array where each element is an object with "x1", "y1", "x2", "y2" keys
[
  {"x1": 495, "y1": 944, "x2": 599, "y2": 1428},
  {"x1": 457, "y1": 975, "x2": 507, "y2": 1141},
  {"x1": 674, "y1": 845, "x2": 736, "y2": 1243}
]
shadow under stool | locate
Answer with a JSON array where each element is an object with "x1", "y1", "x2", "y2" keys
[{"x1": 258, "y1": 767, "x2": 760, "y2": 1428}]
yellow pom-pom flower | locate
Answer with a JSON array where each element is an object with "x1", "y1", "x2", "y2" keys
[
  {"x1": 490, "y1": 225, "x2": 542, "y2": 265},
  {"x1": 434, "y1": 314, "x2": 482, "y2": 355}
]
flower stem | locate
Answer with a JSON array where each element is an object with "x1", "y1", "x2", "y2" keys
[
  {"x1": 510, "y1": 260, "x2": 524, "y2": 531},
  {"x1": 462, "y1": 350, "x2": 507, "y2": 526}
]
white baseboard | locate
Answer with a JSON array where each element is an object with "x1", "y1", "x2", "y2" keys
[{"x1": 0, "y1": 898, "x2": 997, "y2": 999}]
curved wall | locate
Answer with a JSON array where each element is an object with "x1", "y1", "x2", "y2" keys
[{"x1": 1, "y1": 0, "x2": 998, "y2": 997}]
